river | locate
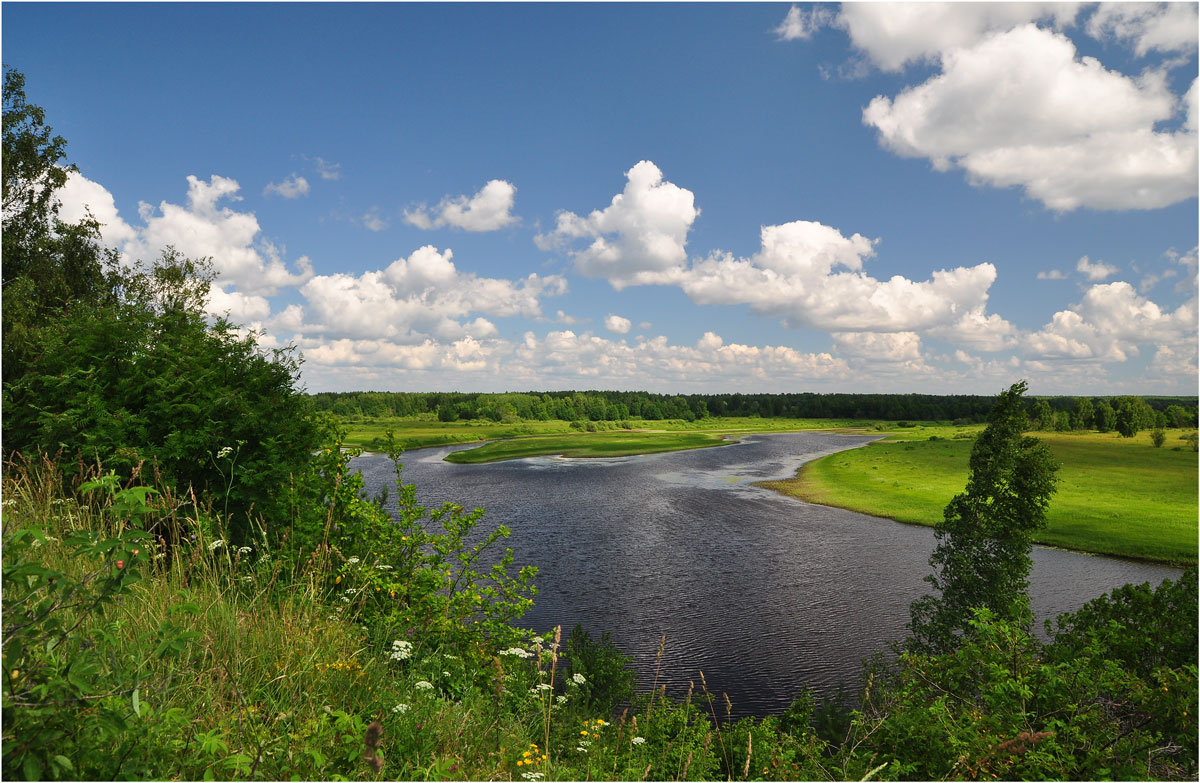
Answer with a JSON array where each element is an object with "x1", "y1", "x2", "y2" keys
[{"x1": 349, "y1": 431, "x2": 1182, "y2": 718}]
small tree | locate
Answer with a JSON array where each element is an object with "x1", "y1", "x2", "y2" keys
[
  {"x1": 1151, "y1": 429, "x2": 1166, "y2": 448},
  {"x1": 1094, "y1": 401, "x2": 1116, "y2": 433},
  {"x1": 908, "y1": 381, "x2": 1059, "y2": 654}
]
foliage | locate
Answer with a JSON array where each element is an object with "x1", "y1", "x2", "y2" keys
[
  {"x1": 2, "y1": 71, "x2": 325, "y2": 545},
  {"x1": 908, "y1": 381, "x2": 1059, "y2": 654},
  {"x1": 1151, "y1": 428, "x2": 1167, "y2": 447},
  {"x1": 1094, "y1": 400, "x2": 1116, "y2": 432},
  {"x1": 563, "y1": 624, "x2": 637, "y2": 715},
  {"x1": 1113, "y1": 395, "x2": 1156, "y2": 438}
]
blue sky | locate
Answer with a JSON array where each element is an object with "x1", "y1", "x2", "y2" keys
[{"x1": 5, "y1": 2, "x2": 1197, "y2": 394}]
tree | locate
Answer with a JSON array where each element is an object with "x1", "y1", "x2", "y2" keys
[
  {"x1": 1, "y1": 70, "x2": 325, "y2": 543},
  {"x1": 1030, "y1": 398, "x2": 1054, "y2": 431},
  {"x1": 908, "y1": 381, "x2": 1059, "y2": 654},
  {"x1": 1113, "y1": 396, "x2": 1154, "y2": 438},
  {"x1": 2, "y1": 68, "x2": 112, "y2": 383},
  {"x1": 1094, "y1": 401, "x2": 1116, "y2": 433},
  {"x1": 1071, "y1": 397, "x2": 1094, "y2": 430},
  {"x1": 1151, "y1": 429, "x2": 1166, "y2": 448}
]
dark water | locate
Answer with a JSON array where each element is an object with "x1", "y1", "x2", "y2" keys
[{"x1": 349, "y1": 432, "x2": 1182, "y2": 718}]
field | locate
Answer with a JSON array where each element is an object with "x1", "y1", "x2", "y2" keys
[
  {"x1": 336, "y1": 415, "x2": 879, "y2": 453},
  {"x1": 764, "y1": 425, "x2": 1198, "y2": 565}
]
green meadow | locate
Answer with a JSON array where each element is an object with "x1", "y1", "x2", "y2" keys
[
  {"x1": 764, "y1": 425, "x2": 1199, "y2": 566},
  {"x1": 442, "y1": 430, "x2": 729, "y2": 463}
]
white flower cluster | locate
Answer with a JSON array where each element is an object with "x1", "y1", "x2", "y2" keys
[
  {"x1": 500, "y1": 647, "x2": 532, "y2": 658},
  {"x1": 415, "y1": 680, "x2": 434, "y2": 691},
  {"x1": 576, "y1": 740, "x2": 591, "y2": 753},
  {"x1": 390, "y1": 640, "x2": 413, "y2": 661},
  {"x1": 632, "y1": 736, "x2": 646, "y2": 746},
  {"x1": 520, "y1": 772, "x2": 545, "y2": 781},
  {"x1": 237, "y1": 546, "x2": 252, "y2": 556},
  {"x1": 528, "y1": 683, "x2": 553, "y2": 695},
  {"x1": 347, "y1": 557, "x2": 360, "y2": 565},
  {"x1": 391, "y1": 703, "x2": 410, "y2": 714},
  {"x1": 217, "y1": 446, "x2": 233, "y2": 460},
  {"x1": 374, "y1": 564, "x2": 394, "y2": 571},
  {"x1": 556, "y1": 695, "x2": 568, "y2": 705},
  {"x1": 209, "y1": 539, "x2": 225, "y2": 552},
  {"x1": 572, "y1": 673, "x2": 586, "y2": 685},
  {"x1": 531, "y1": 635, "x2": 545, "y2": 645}
]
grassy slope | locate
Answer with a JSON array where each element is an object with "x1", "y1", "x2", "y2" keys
[{"x1": 764, "y1": 426, "x2": 1198, "y2": 565}]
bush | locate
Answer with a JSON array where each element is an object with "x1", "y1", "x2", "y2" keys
[{"x1": 1151, "y1": 428, "x2": 1167, "y2": 448}]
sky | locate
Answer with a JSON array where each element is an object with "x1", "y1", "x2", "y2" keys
[{"x1": 4, "y1": 2, "x2": 1197, "y2": 395}]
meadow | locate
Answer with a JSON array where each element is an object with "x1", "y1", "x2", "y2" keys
[{"x1": 764, "y1": 425, "x2": 1199, "y2": 565}]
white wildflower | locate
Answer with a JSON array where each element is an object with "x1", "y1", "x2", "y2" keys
[
  {"x1": 340, "y1": 596, "x2": 350, "y2": 603},
  {"x1": 556, "y1": 695, "x2": 568, "y2": 705},
  {"x1": 572, "y1": 673, "x2": 586, "y2": 685},
  {"x1": 501, "y1": 647, "x2": 532, "y2": 659},
  {"x1": 391, "y1": 703, "x2": 410, "y2": 714},
  {"x1": 347, "y1": 557, "x2": 360, "y2": 565},
  {"x1": 414, "y1": 680, "x2": 434, "y2": 691},
  {"x1": 531, "y1": 635, "x2": 544, "y2": 645},
  {"x1": 632, "y1": 736, "x2": 646, "y2": 746},
  {"x1": 374, "y1": 564, "x2": 394, "y2": 571},
  {"x1": 217, "y1": 446, "x2": 233, "y2": 459},
  {"x1": 208, "y1": 539, "x2": 225, "y2": 551},
  {"x1": 520, "y1": 773, "x2": 545, "y2": 781},
  {"x1": 237, "y1": 546, "x2": 252, "y2": 555}
]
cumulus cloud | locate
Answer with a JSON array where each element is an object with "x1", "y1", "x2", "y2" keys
[
  {"x1": 1037, "y1": 269, "x2": 1068, "y2": 280},
  {"x1": 831, "y1": 331, "x2": 922, "y2": 361},
  {"x1": 774, "y1": 4, "x2": 834, "y2": 41},
  {"x1": 1086, "y1": 2, "x2": 1199, "y2": 57},
  {"x1": 536, "y1": 160, "x2": 699, "y2": 288},
  {"x1": 1076, "y1": 255, "x2": 1119, "y2": 281},
  {"x1": 55, "y1": 172, "x2": 314, "y2": 304},
  {"x1": 55, "y1": 171, "x2": 138, "y2": 248},
  {"x1": 404, "y1": 179, "x2": 519, "y2": 232},
  {"x1": 604, "y1": 314, "x2": 632, "y2": 334},
  {"x1": 285, "y1": 245, "x2": 566, "y2": 343},
  {"x1": 835, "y1": 2, "x2": 1080, "y2": 71},
  {"x1": 263, "y1": 173, "x2": 310, "y2": 199},
  {"x1": 1024, "y1": 281, "x2": 1196, "y2": 364},
  {"x1": 679, "y1": 220, "x2": 1000, "y2": 335},
  {"x1": 861, "y1": 23, "x2": 1198, "y2": 211}
]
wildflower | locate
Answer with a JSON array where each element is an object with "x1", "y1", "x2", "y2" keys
[
  {"x1": 237, "y1": 546, "x2": 252, "y2": 555},
  {"x1": 501, "y1": 647, "x2": 532, "y2": 659},
  {"x1": 442, "y1": 670, "x2": 450, "y2": 678},
  {"x1": 209, "y1": 539, "x2": 225, "y2": 552},
  {"x1": 217, "y1": 446, "x2": 233, "y2": 459},
  {"x1": 375, "y1": 564, "x2": 394, "y2": 571},
  {"x1": 391, "y1": 703, "x2": 410, "y2": 714},
  {"x1": 520, "y1": 772, "x2": 545, "y2": 781},
  {"x1": 632, "y1": 736, "x2": 646, "y2": 746},
  {"x1": 556, "y1": 695, "x2": 568, "y2": 705},
  {"x1": 572, "y1": 673, "x2": 586, "y2": 685},
  {"x1": 415, "y1": 680, "x2": 433, "y2": 690},
  {"x1": 347, "y1": 557, "x2": 360, "y2": 564},
  {"x1": 531, "y1": 635, "x2": 544, "y2": 645}
]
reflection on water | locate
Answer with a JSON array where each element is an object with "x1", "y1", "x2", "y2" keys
[{"x1": 350, "y1": 432, "x2": 1181, "y2": 718}]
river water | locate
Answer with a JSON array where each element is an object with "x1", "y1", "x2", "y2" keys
[{"x1": 349, "y1": 431, "x2": 1181, "y2": 718}]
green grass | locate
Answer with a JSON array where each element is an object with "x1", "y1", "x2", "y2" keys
[
  {"x1": 443, "y1": 431, "x2": 731, "y2": 463},
  {"x1": 764, "y1": 426, "x2": 1199, "y2": 565}
]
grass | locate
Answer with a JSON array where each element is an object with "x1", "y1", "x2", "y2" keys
[
  {"x1": 764, "y1": 425, "x2": 1199, "y2": 566},
  {"x1": 443, "y1": 431, "x2": 732, "y2": 463},
  {"x1": 338, "y1": 415, "x2": 882, "y2": 456}
]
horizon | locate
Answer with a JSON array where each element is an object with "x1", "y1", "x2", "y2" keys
[{"x1": 4, "y1": 2, "x2": 1197, "y2": 396}]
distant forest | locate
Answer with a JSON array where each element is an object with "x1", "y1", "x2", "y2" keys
[{"x1": 310, "y1": 390, "x2": 1198, "y2": 427}]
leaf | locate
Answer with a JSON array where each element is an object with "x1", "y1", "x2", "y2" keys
[{"x1": 132, "y1": 687, "x2": 140, "y2": 716}]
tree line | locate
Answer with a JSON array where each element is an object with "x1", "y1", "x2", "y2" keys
[{"x1": 311, "y1": 389, "x2": 1198, "y2": 429}]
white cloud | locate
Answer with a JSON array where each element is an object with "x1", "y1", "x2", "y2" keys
[
  {"x1": 1075, "y1": 255, "x2": 1119, "y2": 281},
  {"x1": 311, "y1": 156, "x2": 342, "y2": 180},
  {"x1": 1086, "y1": 2, "x2": 1199, "y2": 57},
  {"x1": 362, "y1": 209, "x2": 389, "y2": 232},
  {"x1": 55, "y1": 171, "x2": 138, "y2": 249},
  {"x1": 831, "y1": 331, "x2": 922, "y2": 361},
  {"x1": 862, "y1": 24, "x2": 1198, "y2": 211},
  {"x1": 404, "y1": 179, "x2": 519, "y2": 232},
  {"x1": 536, "y1": 160, "x2": 699, "y2": 288},
  {"x1": 835, "y1": 2, "x2": 1080, "y2": 71},
  {"x1": 926, "y1": 308, "x2": 1018, "y2": 351},
  {"x1": 774, "y1": 4, "x2": 834, "y2": 41},
  {"x1": 678, "y1": 220, "x2": 999, "y2": 334},
  {"x1": 56, "y1": 172, "x2": 314, "y2": 300},
  {"x1": 286, "y1": 245, "x2": 566, "y2": 342},
  {"x1": 1024, "y1": 281, "x2": 1197, "y2": 363},
  {"x1": 263, "y1": 173, "x2": 310, "y2": 199},
  {"x1": 207, "y1": 286, "x2": 271, "y2": 323},
  {"x1": 604, "y1": 314, "x2": 632, "y2": 334},
  {"x1": 1037, "y1": 269, "x2": 1068, "y2": 280}
]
